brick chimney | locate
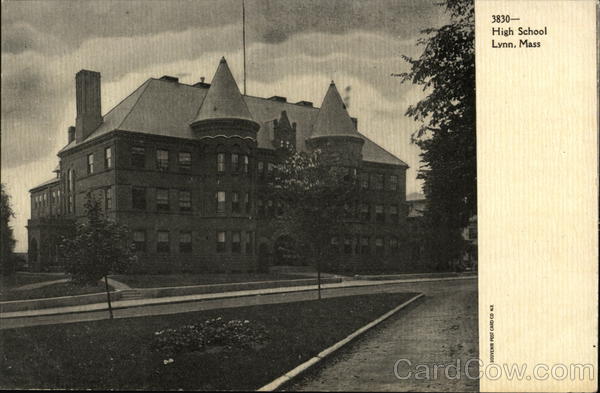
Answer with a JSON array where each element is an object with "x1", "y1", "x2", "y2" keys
[
  {"x1": 75, "y1": 70, "x2": 102, "y2": 142},
  {"x1": 68, "y1": 126, "x2": 75, "y2": 143}
]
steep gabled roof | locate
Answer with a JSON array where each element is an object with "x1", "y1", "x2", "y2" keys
[
  {"x1": 191, "y1": 57, "x2": 255, "y2": 125},
  {"x1": 58, "y1": 72, "x2": 407, "y2": 167},
  {"x1": 311, "y1": 82, "x2": 360, "y2": 139},
  {"x1": 58, "y1": 79, "x2": 153, "y2": 153}
]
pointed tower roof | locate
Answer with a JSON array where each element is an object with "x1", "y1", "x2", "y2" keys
[
  {"x1": 311, "y1": 81, "x2": 360, "y2": 138},
  {"x1": 278, "y1": 110, "x2": 292, "y2": 129},
  {"x1": 191, "y1": 57, "x2": 255, "y2": 125}
]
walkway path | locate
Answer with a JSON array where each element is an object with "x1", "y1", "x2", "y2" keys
[
  {"x1": 13, "y1": 278, "x2": 69, "y2": 291},
  {"x1": 288, "y1": 278, "x2": 479, "y2": 392},
  {"x1": 105, "y1": 277, "x2": 131, "y2": 290},
  {"x1": 0, "y1": 276, "x2": 476, "y2": 330},
  {"x1": 10, "y1": 277, "x2": 130, "y2": 292}
]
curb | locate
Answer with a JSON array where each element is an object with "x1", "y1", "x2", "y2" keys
[{"x1": 256, "y1": 292, "x2": 426, "y2": 391}]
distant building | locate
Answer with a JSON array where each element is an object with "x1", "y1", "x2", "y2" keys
[
  {"x1": 28, "y1": 58, "x2": 411, "y2": 273},
  {"x1": 406, "y1": 192, "x2": 426, "y2": 220},
  {"x1": 406, "y1": 192, "x2": 477, "y2": 269}
]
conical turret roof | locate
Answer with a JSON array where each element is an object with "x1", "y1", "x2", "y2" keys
[
  {"x1": 311, "y1": 81, "x2": 359, "y2": 138},
  {"x1": 191, "y1": 57, "x2": 255, "y2": 124}
]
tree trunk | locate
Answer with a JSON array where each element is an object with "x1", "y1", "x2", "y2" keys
[
  {"x1": 317, "y1": 258, "x2": 322, "y2": 300},
  {"x1": 104, "y1": 275, "x2": 114, "y2": 320}
]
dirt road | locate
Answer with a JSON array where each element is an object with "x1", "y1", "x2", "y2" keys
[{"x1": 288, "y1": 279, "x2": 479, "y2": 392}]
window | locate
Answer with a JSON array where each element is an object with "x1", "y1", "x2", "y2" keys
[
  {"x1": 133, "y1": 231, "x2": 146, "y2": 252},
  {"x1": 244, "y1": 192, "x2": 251, "y2": 214},
  {"x1": 232, "y1": 192, "x2": 240, "y2": 213},
  {"x1": 179, "y1": 190, "x2": 191, "y2": 212},
  {"x1": 156, "y1": 188, "x2": 170, "y2": 211},
  {"x1": 389, "y1": 237, "x2": 399, "y2": 254},
  {"x1": 157, "y1": 231, "x2": 170, "y2": 253},
  {"x1": 267, "y1": 200, "x2": 274, "y2": 217},
  {"x1": 258, "y1": 161, "x2": 264, "y2": 177},
  {"x1": 105, "y1": 147, "x2": 112, "y2": 169},
  {"x1": 105, "y1": 187, "x2": 112, "y2": 211},
  {"x1": 231, "y1": 153, "x2": 239, "y2": 172},
  {"x1": 178, "y1": 152, "x2": 191, "y2": 171},
  {"x1": 372, "y1": 173, "x2": 384, "y2": 190},
  {"x1": 245, "y1": 231, "x2": 253, "y2": 255},
  {"x1": 375, "y1": 205, "x2": 385, "y2": 223},
  {"x1": 216, "y1": 191, "x2": 226, "y2": 213},
  {"x1": 242, "y1": 155, "x2": 249, "y2": 173},
  {"x1": 132, "y1": 187, "x2": 146, "y2": 210},
  {"x1": 216, "y1": 231, "x2": 226, "y2": 252},
  {"x1": 375, "y1": 237, "x2": 384, "y2": 256},
  {"x1": 360, "y1": 236, "x2": 370, "y2": 255},
  {"x1": 388, "y1": 175, "x2": 398, "y2": 191},
  {"x1": 232, "y1": 231, "x2": 241, "y2": 253},
  {"x1": 330, "y1": 236, "x2": 339, "y2": 252},
  {"x1": 267, "y1": 162, "x2": 275, "y2": 177},
  {"x1": 344, "y1": 237, "x2": 352, "y2": 254},
  {"x1": 68, "y1": 169, "x2": 74, "y2": 192},
  {"x1": 87, "y1": 153, "x2": 94, "y2": 174},
  {"x1": 360, "y1": 173, "x2": 369, "y2": 189},
  {"x1": 131, "y1": 146, "x2": 145, "y2": 168},
  {"x1": 360, "y1": 204, "x2": 370, "y2": 222},
  {"x1": 257, "y1": 199, "x2": 265, "y2": 217},
  {"x1": 389, "y1": 205, "x2": 399, "y2": 224},
  {"x1": 68, "y1": 195, "x2": 74, "y2": 214},
  {"x1": 179, "y1": 231, "x2": 192, "y2": 253},
  {"x1": 156, "y1": 149, "x2": 169, "y2": 171},
  {"x1": 217, "y1": 153, "x2": 226, "y2": 173}
]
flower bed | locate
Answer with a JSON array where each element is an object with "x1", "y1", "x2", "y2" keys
[{"x1": 152, "y1": 317, "x2": 268, "y2": 359}]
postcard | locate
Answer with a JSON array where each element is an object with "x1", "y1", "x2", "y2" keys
[{"x1": 0, "y1": 0, "x2": 597, "y2": 391}]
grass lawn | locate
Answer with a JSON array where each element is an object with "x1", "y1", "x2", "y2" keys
[
  {"x1": 0, "y1": 292, "x2": 418, "y2": 390},
  {"x1": 0, "y1": 281, "x2": 111, "y2": 302},
  {"x1": 111, "y1": 272, "x2": 313, "y2": 288}
]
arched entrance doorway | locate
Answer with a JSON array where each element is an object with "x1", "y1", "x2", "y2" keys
[{"x1": 274, "y1": 235, "x2": 302, "y2": 266}]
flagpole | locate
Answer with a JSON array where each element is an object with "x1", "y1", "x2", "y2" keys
[{"x1": 242, "y1": 0, "x2": 247, "y2": 95}]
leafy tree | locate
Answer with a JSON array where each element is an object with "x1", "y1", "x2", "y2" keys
[
  {"x1": 1, "y1": 183, "x2": 17, "y2": 275},
  {"x1": 60, "y1": 193, "x2": 134, "y2": 318},
  {"x1": 262, "y1": 149, "x2": 361, "y2": 298},
  {"x1": 401, "y1": 0, "x2": 476, "y2": 269}
]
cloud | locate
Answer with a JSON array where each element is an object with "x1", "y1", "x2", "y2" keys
[
  {"x1": 1, "y1": 0, "x2": 447, "y2": 54},
  {"x1": 247, "y1": 0, "x2": 446, "y2": 43},
  {"x1": 1, "y1": 0, "x2": 242, "y2": 51}
]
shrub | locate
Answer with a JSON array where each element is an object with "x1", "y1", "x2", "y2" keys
[{"x1": 152, "y1": 317, "x2": 268, "y2": 358}]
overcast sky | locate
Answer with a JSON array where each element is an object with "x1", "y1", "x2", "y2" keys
[{"x1": 1, "y1": 0, "x2": 447, "y2": 251}]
